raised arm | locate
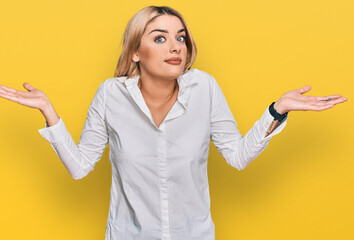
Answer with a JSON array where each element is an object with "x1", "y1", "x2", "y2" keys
[
  {"x1": 209, "y1": 76, "x2": 288, "y2": 171},
  {"x1": 209, "y1": 78, "x2": 347, "y2": 171},
  {"x1": 0, "y1": 81, "x2": 109, "y2": 180}
]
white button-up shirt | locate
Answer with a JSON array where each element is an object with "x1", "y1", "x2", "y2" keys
[{"x1": 38, "y1": 68, "x2": 287, "y2": 240}]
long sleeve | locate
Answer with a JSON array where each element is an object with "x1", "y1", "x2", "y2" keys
[
  {"x1": 210, "y1": 76, "x2": 287, "y2": 170},
  {"x1": 38, "y1": 82, "x2": 109, "y2": 180}
]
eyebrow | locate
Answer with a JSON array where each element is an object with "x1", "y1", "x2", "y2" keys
[{"x1": 148, "y1": 28, "x2": 185, "y2": 35}]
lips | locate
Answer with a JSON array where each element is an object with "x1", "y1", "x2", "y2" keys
[{"x1": 165, "y1": 57, "x2": 182, "y2": 65}]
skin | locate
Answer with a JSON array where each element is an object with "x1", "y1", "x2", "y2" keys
[
  {"x1": 132, "y1": 15, "x2": 188, "y2": 127},
  {"x1": 273, "y1": 85, "x2": 346, "y2": 114},
  {"x1": 133, "y1": 15, "x2": 187, "y2": 86},
  {"x1": 0, "y1": 15, "x2": 348, "y2": 130}
]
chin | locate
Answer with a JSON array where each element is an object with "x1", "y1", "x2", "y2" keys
[
  {"x1": 166, "y1": 72, "x2": 183, "y2": 80},
  {"x1": 163, "y1": 66, "x2": 184, "y2": 79}
]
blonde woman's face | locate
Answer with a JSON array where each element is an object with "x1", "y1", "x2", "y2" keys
[{"x1": 133, "y1": 15, "x2": 188, "y2": 81}]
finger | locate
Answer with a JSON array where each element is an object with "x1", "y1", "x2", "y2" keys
[
  {"x1": 0, "y1": 85, "x2": 17, "y2": 94},
  {"x1": 330, "y1": 97, "x2": 348, "y2": 105},
  {"x1": 313, "y1": 101, "x2": 333, "y2": 107},
  {"x1": 0, "y1": 86, "x2": 27, "y2": 98},
  {"x1": 316, "y1": 95, "x2": 343, "y2": 101},
  {"x1": 297, "y1": 85, "x2": 311, "y2": 94},
  {"x1": 314, "y1": 97, "x2": 346, "y2": 107},
  {"x1": 317, "y1": 105, "x2": 334, "y2": 111},
  {"x1": 317, "y1": 96, "x2": 347, "y2": 104},
  {"x1": 23, "y1": 82, "x2": 35, "y2": 91},
  {"x1": 307, "y1": 104, "x2": 334, "y2": 111},
  {"x1": 0, "y1": 92, "x2": 20, "y2": 103},
  {"x1": 312, "y1": 97, "x2": 347, "y2": 110},
  {"x1": 0, "y1": 88, "x2": 16, "y2": 97}
]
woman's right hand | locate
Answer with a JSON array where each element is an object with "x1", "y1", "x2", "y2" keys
[{"x1": 0, "y1": 82, "x2": 50, "y2": 111}]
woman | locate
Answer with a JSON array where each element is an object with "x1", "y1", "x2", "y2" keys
[{"x1": 0, "y1": 6, "x2": 347, "y2": 240}]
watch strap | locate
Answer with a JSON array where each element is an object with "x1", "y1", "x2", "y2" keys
[{"x1": 269, "y1": 102, "x2": 288, "y2": 122}]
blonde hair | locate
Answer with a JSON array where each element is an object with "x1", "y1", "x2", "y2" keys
[{"x1": 114, "y1": 6, "x2": 197, "y2": 78}]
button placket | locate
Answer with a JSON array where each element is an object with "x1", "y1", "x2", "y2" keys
[{"x1": 157, "y1": 129, "x2": 171, "y2": 239}]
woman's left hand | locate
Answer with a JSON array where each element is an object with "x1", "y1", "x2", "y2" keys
[{"x1": 274, "y1": 85, "x2": 348, "y2": 114}]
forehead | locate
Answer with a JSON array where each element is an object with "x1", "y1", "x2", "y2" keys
[{"x1": 144, "y1": 15, "x2": 184, "y2": 33}]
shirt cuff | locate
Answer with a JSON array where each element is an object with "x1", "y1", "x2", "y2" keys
[
  {"x1": 260, "y1": 107, "x2": 288, "y2": 141},
  {"x1": 38, "y1": 116, "x2": 68, "y2": 144}
]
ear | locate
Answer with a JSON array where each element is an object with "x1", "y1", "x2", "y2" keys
[{"x1": 132, "y1": 51, "x2": 140, "y2": 63}]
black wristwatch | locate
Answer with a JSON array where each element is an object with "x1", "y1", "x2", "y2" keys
[{"x1": 269, "y1": 102, "x2": 288, "y2": 122}]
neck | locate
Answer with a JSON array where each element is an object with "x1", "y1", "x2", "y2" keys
[{"x1": 138, "y1": 74, "x2": 178, "y2": 101}]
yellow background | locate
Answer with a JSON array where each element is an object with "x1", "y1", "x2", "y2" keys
[{"x1": 0, "y1": 0, "x2": 353, "y2": 239}]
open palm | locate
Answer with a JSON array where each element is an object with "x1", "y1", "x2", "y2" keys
[
  {"x1": 275, "y1": 85, "x2": 348, "y2": 114},
  {"x1": 0, "y1": 82, "x2": 49, "y2": 110}
]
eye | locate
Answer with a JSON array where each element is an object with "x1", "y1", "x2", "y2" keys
[
  {"x1": 177, "y1": 35, "x2": 187, "y2": 42},
  {"x1": 154, "y1": 35, "x2": 166, "y2": 43}
]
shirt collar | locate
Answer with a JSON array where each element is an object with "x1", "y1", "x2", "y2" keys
[
  {"x1": 116, "y1": 69, "x2": 198, "y2": 90},
  {"x1": 116, "y1": 69, "x2": 197, "y2": 112}
]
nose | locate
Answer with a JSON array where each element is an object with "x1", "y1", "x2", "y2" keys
[{"x1": 169, "y1": 39, "x2": 181, "y2": 54}]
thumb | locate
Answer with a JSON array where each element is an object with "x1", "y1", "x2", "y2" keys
[
  {"x1": 23, "y1": 82, "x2": 35, "y2": 92},
  {"x1": 297, "y1": 85, "x2": 311, "y2": 94}
]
